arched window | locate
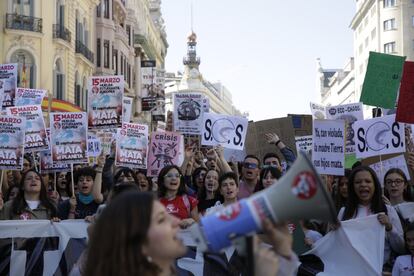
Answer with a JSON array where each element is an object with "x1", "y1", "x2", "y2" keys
[
  {"x1": 10, "y1": 49, "x2": 36, "y2": 88},
  {"x1": 53, "y1": 58, "x2": 65, "y2": 100},
  {"x1": 74, "y1": 72, "x2": 81, "y2": 106}
]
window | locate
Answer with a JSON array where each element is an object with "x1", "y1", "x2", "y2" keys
[
  {"x1": 384, "y1": 0, "x2": 396, "y2": 8},
  {"x1": 12, "y1": 0, "x2": 34, "y2": 16},
  {"x1": 113, "y1": 48, "x2": 118, "y2": 74},
  {"x1": 11, "y1": 50, "x2": 36, "y2": 88},
  {"x1": 96, "y1": 3, "x2": 101, "y2": 17},
  {"x1": 120, "y1": 54, "x2": 124, "y2": 75},
  {"x1": 53, "y1": 59, "x2": 65, "y2": 100},
  {"x1": 75, "y1": 72, "x2": 81, "y2": 106},
  {"x1": 126, "y1": 25, "x2": 131, "y2": 46},
  {"x1": 56, "y1": 0, "x2": 65, "y2": 26},
  {"x1": 383, "y1": 19, "x2": 396, "y2": 31},
  {"x1": 97, "y1": 39, "x2": 101, "y2": 67},
  {"x1": 365, "y1": 37, "x2": 369, "y2": 47},
  {"x1": 384, "y1": 42, "x2": 396, "y2": 53},
  {"x1": 103, "y1": 0, "x2": 110, "y2": 18},
  {"x1": 104, "y1": 40, "x2": 110, "y2": 68}
]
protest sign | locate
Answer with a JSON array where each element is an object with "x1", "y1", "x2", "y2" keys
[
  {"x1": 154, "y1": 68, "x2": 165, "y2": 97},
  {"x1": 201, "y1": 113, "x2": 248, "y2": 150},
  {"x1": 360, "y1": 52, "x2": 406, "y2": 109},
  {"x1": 326, "y1": 102, "x2": 364, "y2": 154},
  {"x1": 223, "y1": 148, "x2": 246, "y2": 162},
  {"x1": 312, "y1": 119, "x2": 345, "y2": 176},
  {"x1": 0, "y1": 63, "x2": 18, "y2": 108},
  {"x1": 15, "y1": 88, "x2": 47, "y2": 106},
  {"x1": 300, "y1": 215, "x2": 384, "y2": 276},
  {"x1": 0, "y1": 221, "x2": 244, "y2": 276},
  {"x1": 51, "y1": 112, "x2": 88, "y2": 164},
  {"x1": 96, "y1": 130, "x2": 116, "y2": 155},
  {"x1": 7, "y1": 105, "x2": 49, "y2": 152},
  {"x1": 396, "y1": 61, "x2": 414, "y2": 123},
  {"x1": 40, "y1": 150, "x2": 71, "y2": 173},
  {"x1": 152, "y1": 97, "x2": 165, "y2": 122},
  {"x1": 369, "y1": 155, "x2": 410, "y2": 185},
  {"x1": 147, "y1": 131, "x2": 181, "y2": 177},
  {"x1": 0, "y1": 115, "x2": 25, "y2": 170},
  {"x1": 122, "y1": 96, "x2": 133, "y2": 123},
  {"x1": 310, "y1": 102, "x2": 326, "y2": 119},
  {"x1": 141, "y1": 60, "x2": 156, "y2": 97},
  {"x1": 173, "y1": 93, "x2": 204, "y2": 134},
  {"x1": 0, "y1": 83, "x2": 3, "y2": 109},
  {"x1": 87, "y1": 75, "x2": 123, "y2": 129},
  {"x1": 353, "y1": 114, "x2": 405, "y2": 159},
  {"x1": 295, "y1": 135, "x2": 312, "y2": 155},
  {"x1": 87, "y1": 132, "x2": 102, "y2": 158},
  {"x1": 395, "y1": 202, "x2": 414, "y2": 223},
  {"x1": 115, "y1": 122, "x2": 149, "y2": 169}
]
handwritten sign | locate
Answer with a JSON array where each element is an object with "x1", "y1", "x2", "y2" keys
[
  {"x1": 312, "y1": 119, "x2": 345, "y2": 176},
  {"x1": 295, "y1": 135, "x2": 312, "y2": 155},
  {"x1": 116, "y1": 122, "x2": 148, "y2": 169},
  {"x1": 0, "y1": 115, "x2": 25, "y2": 170},
  {"x1": 147, "y1": 131, "x2": 181, "y2": 177}
]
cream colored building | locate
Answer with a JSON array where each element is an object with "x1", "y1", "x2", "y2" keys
[
  {"x1": 165, "y1": 33, "x2": 244, "y2": 117},
  {"x1": 0, "y1": 0, "x2": 98, "y2": 110}
]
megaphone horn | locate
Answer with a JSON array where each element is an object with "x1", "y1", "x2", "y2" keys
[{"x1": 190, "y1": 152, "x2": 338, "y2": 253}]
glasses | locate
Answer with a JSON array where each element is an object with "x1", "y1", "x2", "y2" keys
[
  {"x1": 385, "y1": 179, "x2": 405, "y2": 186},
  {"x1": 165, "y1": 173, "x2": 181, "y2": 178},
  {"x1": 262, "y1": 164, "x2": 279, "y2": 169},
  {"x1": 243, "y1": 162, "x2": 258, "y2": 169}
]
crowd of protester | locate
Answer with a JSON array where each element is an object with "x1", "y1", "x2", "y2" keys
[{"x1": 1, "y1": 132, "x2": 414, "y2": 276}]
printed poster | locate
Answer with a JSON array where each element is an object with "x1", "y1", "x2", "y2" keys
[
  {"x1": 353, "y1": 115, "x2": 405, "y2": 159},
  {"x1": 122, "y1": 96, "x2": 133, "y2": 123},
  {"x1": 15, "y1": 88, "x2": 47, "y2": 106},
  {"x1": 326, "y1": 102, "x2": 364, "y2": 155},
  {"x1": 147, "y1": 131, "x2": 181, "y2": 177},
  {"x1": 312, "y1": 119, "x2": 345, "y2": 176},
  {"x1": 88, "y1": 75, "x2": 124, "y2": 129},
  {"x1": 51, "y1": 112, "x2": 88, "y2": 164},
  {"x1": 201, "y1": 113, "x2": 248, "y2": 150},
  {"x1": 115, "y1": 122, "x2": 149, "y2": 169},
  {"x1": 0, "y1": 63, "x2": 18, "y2": 108},
  {"x1": 0, "y1": 115, "x2": 25, "y2": 170},
  {"x1": 173, "y1": 93, "x2": 204, "y2": 135},
  {"x1": 7, "y1": 105, "x2": 49, "y2": 152},
  {"x1": 310, "y1": 102, "x2": 326, "y2": 119},
  {"x1": 141, "y1": 60, "x2": 156, "y2": 98}
]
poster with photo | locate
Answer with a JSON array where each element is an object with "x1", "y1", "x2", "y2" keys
[
  {"x1": 0, "y1": 63, "x2": 18, "y2": 108},
  {"x1": 0, "y1": 115, "x2": 25, "y2": 170},
  {"x1": 173, "y1": 93, "x2": 204, "y2": 135},
  {"x1": 15, "y1": 88, "x2": 47, "y2": 106},
  {"x1": 116, "y1": 122, "x2": 149, "y2": 169}
]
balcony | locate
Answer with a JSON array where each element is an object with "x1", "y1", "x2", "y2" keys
[
  {"x1": 53, "y1": 24, "x2": 71, "y2": 43},
  {"x1": 6, "y1": 13, "x2": 42, "y2": 33},
  {"x1": 75, "y1": 40, "x2": 94, "y2": 63},
  {"x1": 115, "y1": 24, "x2": 128, "y2": 45}
]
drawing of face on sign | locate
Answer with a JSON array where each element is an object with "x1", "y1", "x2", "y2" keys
[
  {"x1": 177, "y1": 99, "x2": 201, "y2": 121},
  {"x1": 151, "y1": 142, "x2": 178, "y2": 167}
]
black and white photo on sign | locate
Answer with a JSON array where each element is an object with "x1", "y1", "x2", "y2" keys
[{"x1": 173, "y1": 92, "x2": 204, "y2": 135}]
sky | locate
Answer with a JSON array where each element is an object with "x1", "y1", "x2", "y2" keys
[{"x1": 161, "y1": 0, "x2": 356, "y2": 121}]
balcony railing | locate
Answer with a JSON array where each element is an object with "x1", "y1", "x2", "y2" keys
[
  {"x1": 6, "y1": 13, "x2": 42, "y2": 33},
  {"x1": 53, "y1": 24, "x2": 71, "y2": 42},
  {"x1": 75, "y1": 40, "x2": 94, "y2": 63}
]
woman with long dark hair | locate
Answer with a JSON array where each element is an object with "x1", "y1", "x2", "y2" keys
[
  {"x1": 84, "y1": 192, "x2": 187, "y2": 276},
  {"x1": 384, "y1": 168, "x2": 412, "y2": 206},
  {"x1": 158, "y1": 165, "x2": 199, "y2": 229},
  {"x1": 338, "y1": 166, "x2": 404, "y2": 268},
  {"x1": 334, "y1": 169, "x2": 351, "y2": 212},
  {"x1": 0, "y1": 170, "x2": 58, "y2": 220},
  {"x1": 255, "y1": 166, "x2": 282, "y2": 192},
  {"x1": 197, "y1": 169, "x2": 222, "y2": 215}
]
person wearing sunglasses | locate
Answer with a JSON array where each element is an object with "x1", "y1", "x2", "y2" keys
[
  {"x1": 158, "y1": 165, "x2": 199, "y2": 229},
  {"x1": 238, "y1": 155, "x2": 261, "y2": 199},
  {"x1": 263, "y1": 133, "x2": 296, "y2": 173}
]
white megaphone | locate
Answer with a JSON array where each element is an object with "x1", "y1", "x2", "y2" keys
[{"x1": 189, "y1": 152, "x2": 338, "y2": 252}]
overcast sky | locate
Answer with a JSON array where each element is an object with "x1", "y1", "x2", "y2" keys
[{"x1": 162, "y1": 0, "x2": 356, "y2": 121}]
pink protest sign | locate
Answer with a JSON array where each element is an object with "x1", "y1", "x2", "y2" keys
[{"x1": 147, "y1": 131, "x2": 181, "y2": 177}]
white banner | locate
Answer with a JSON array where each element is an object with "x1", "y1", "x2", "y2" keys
[
  {"x1": 0, "y1": 221, "x2": 243, "y2": 276},
  {"x1": 173, "y1": 93, "x2": 204, "y2": 135},
  {"x1": 116, "y1": 122, "x2": 149, "y2": 169},
  {"x1": 326, "y1": 102, "x2": 364, "y2": 155},
  {"x1": 353, "y1": 115, "x2": 406, "y2": 159},
  {"x1": 312, "y1": 120, "x2": 345, "y2": 176},
  {"x1": 310, "y1": 102, "x2": 326, "y2": 119},
  {"x1": 51, "y1": 112, "x2": 88, "y2": 164},
  {"x1": 369, "y1": 155, "x2": 411, "y2": 186},
  {"x1": 0, "y1": 63, "x2": 18, "y2": 108},
  {"x1": 88, "y1": 75, "x2": 124, "y2": 129},
  {"x1": 295, "y1": 135, "x2": 313, "y2": 155},
  {"x1": 7, "y1": 105, "x2": 49, "y2": 152},
  {"x1": 122, "y1": 96, "x2": 133, "y2": 123},
  {"x1": 201, "y1": 113, "x2": 248, "y2": 150},
  {"x1": 300, "y1": 215, "x2": 384, "y2": 276},
  {"x1": 15, "y1": 88, "x2": 47, "y2": 106},
  {"x1": 0, "y1": 115, "x2": 25, "y2": 170}
]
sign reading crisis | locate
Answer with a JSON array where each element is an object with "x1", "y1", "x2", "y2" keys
[
  {"x1": 7, "y1": 105, "x2": 49, "y2": 152},
  {"x1": 116, "y1": 122, "x2": 149, "y2": 169},
  {"x1": 147, "y1": 131, "x2": 181, "y2": 177},
  {"x1": 0, "y1": 63, "x2": 18, "y2": 108},
  {"x1": 0, "y1": 115, "x2": 25, "y2": 170},
  {"x1": 51, "y1": 112, "x2": 88, "y2": 164},
  {"x1": 88, "y1": 76, "x2": 123, "y2": 129}
]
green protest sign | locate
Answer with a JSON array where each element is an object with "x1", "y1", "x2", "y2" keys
[{"x1": 360, "y1": 52, "x2": 406, "y2": 109}]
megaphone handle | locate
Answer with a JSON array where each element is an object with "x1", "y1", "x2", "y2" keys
[{"x1": 246, "y1": 236, "x2": 254, "y2": 276}]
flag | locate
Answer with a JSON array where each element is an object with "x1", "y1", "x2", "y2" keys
[{"x1": 396, "y1": 61, "x2": 414, "y2": 123}]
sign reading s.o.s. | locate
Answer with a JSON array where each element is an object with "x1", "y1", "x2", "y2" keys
[
  {"x1": 352, "y1": 114, "x2": 405, "y2": 159},
  {"x1": 201, "y1": 113, "x2": 248, "y2": 150}
]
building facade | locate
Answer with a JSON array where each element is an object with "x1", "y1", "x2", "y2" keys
[
  {"x1": 0, "y1": 0, "x2": 98, "y2": 110},
  {"x1": 165, "y1": 32, "x2": 244, "y2": 117}
]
